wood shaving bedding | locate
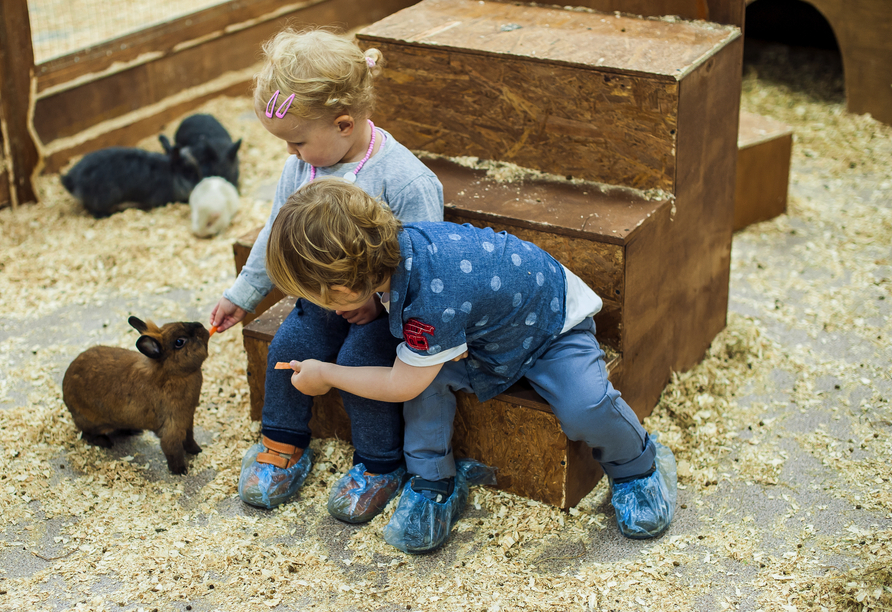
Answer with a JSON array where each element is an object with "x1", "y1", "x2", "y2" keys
[{"x1": 0, "y1": 44, "x2": 890, "y2": 611}]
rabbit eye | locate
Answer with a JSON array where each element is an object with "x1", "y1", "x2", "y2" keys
[{"x1": 175, "y1": 338, "x2": 187, "y2": 349}]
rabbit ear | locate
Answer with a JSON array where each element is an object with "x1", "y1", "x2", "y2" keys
[
  {"x1": 136, "y1": 335, "x2": 163, "y2": 360},
  {"x1": 226, "y1": 139, "x2": 242, "y2": 161},
  {"x1": 159, "y1": 135, "x2": 172, "y2": 154},
  {"x1": 129, "y1": 317, "x2": 148, "y2": 333}
]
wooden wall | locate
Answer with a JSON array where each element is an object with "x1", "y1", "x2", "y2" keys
[
  {"x1": 0, "y1": 0, "x2": 418, "y2": 210},
  {"x1": 744, "y1": 0, "x2": 892, "y2": 125},
  {"x1": 33, "y1": 0, "x2": 418, "y2": 176},
  {"x1": 0, "y1": 0, "x2": 40, "y2": 209}
]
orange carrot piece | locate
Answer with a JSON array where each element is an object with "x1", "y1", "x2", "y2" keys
[
  {"x1": 274, "y1": 362, "x2": 293, "y2": 369},
  {"x1": 209, "y1": 325, "x2": 218, "y2": 337}
]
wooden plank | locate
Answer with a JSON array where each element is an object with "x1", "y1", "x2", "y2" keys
[
  {"x1": 734, "y1": 111, "x2": 791, "y2": 231},
  {"x1": 621, "y1": 37, "x2": 742, "y2": 419},
  {"x1": 243, "y1": 298, "x2": 292, "y2": 421},
  {"x1": 358, "y1": 0, "x2": 734, "y2": 189},
  {"x1": 425, "y1": 157, "x2": 668, "y2": 245},
  {"x1": 423, "y1": 157, "x2": 672, "y2": 354},
  {"x1": 42, "y1": 79, "x2": 253, "y2": 175},
  {"x1": 35, "y1": 0, "x2": 327, "y2": 90},
  {"x1": 360, "y1": 0, "x2": 738, "y2": 77},
  {"x1": 0, "y1": 156, "x2": 10, "y2": 210},
  {"x1": 36, "y1": 0, "x2": 417, "y2": 91},
  {"x1": 453, "y1": 390, "x2": 603, "y2": 509},
  {"x1": 233, "y1": 227, "x2": 286, "y2": 324},
  {"x1": 362, "y1": 40, "x2": 679, "y2": 191},
  {"x1": 0, "y1": 0, "x2": 40, "y2": 208},
  {"x1": 34, "y1": 0, "x2": 418, "y2": 168},
  {"x1": 556, "y1": 0, "x2": 745, "y2": 28}
]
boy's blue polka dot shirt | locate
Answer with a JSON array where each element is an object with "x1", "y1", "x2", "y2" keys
[{"x1": 387, "y1": 222, "x2": 567, "y2": 402}]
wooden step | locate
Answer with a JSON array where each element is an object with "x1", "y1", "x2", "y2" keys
[
  {"x1": 358, "y1": 0, "x2": 743, "y2": 417},
  {"x1": 243, "y1": 296, "x2": 621, "y2": 509},
  {"x1": 357, "y1": 0, "x2": 739, "y2": 191},
  {"x1": 429, "y1": 156, "x2": 668, "y2": 386},
  {"x1": 235, "y1": 159, "x2": 669, "y2": 413},
  {"x1": 734, "y1": 110, "x2": 792, "y2": 231}
]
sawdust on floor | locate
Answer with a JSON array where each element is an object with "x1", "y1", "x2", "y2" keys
[{"x1": 0, "y1": 40, "x2": 891, "y2": 611}]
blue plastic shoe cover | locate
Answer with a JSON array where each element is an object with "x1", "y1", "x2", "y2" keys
[
  {"x1": 238, "y1": 442, "x2": 314, "y2": 509},
  {"x1": 383, "y1": 459, "x2": 497, "y2": 554},
  {"x1": 610, "y1": 439, "x2": 678, "y2": 539},
  {"x1": 327, "y1": 463, "x2": 407, "y2": 524}
]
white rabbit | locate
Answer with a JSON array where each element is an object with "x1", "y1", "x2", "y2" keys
[{"x1": 189, "y1": 176, "x2": 240, "y2": 237}]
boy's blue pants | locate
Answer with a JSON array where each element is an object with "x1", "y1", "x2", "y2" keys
[{"x1": 403, "y1": 318, "x2": 657, "y2": 481}]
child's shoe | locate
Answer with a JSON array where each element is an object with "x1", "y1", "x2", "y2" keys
[
  {"x1": 327, "y1": 464, "x2": 406, "y2": 524},
  {"x1": 238, "y1": 436, "x2": 314, "y2": 509},
  {"x1": 609, "y1": 440, "x2": 678, "y2": 539},
  {"x1": 383, "y1": 459, "x2": 497, "y2": 554}
]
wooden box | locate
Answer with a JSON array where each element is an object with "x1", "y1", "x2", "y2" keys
[
  {"x1": 236, "y1": 0, "x2": 744, "y2": 507},
  {"x1": 242, "y1": 297, "x2": 619, "y2": 508},
  {"x1": 734, "y1": 110, "x2": 792, "y2": 231},
  {"x1": 358, "y1": 0, "x2": 743, "y2": 416},
  {"x1": 232, "y1": 227, "x2": 285, "y2": 326}
]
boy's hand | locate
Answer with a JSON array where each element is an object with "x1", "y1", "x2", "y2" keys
[
  {"x1": 210, "y1": 297, "x2": 247, "y2": 333},
  {"x1": 288, "y1": 359, "x2": 332, "y2": 396},
  {"x1": 336, "y1": 295, "x2": 383, "y2": 325}
]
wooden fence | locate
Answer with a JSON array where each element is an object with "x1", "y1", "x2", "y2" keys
[{"x1": 0, "y1": 0, "x2": 745, "y2": 210}]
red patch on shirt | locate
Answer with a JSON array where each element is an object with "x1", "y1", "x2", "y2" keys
[{"x1": 403, "y1": 318, "x2": 435, "y2": 351}]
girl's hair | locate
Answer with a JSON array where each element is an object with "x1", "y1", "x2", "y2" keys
[
  {"x1": 267, "y1": 178, "x2": 403, "y2": 304},
  {"x1": 254, "y1": 27, "x2": 384, "y2": 120}
]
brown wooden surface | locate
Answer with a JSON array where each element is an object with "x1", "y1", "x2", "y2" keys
[
  {"x1": 0, "y1": 155, "x2": 10, "y2": 209},
  {"x1": 362, "y1": 0, "x2": 737, "y2": 77},
  {"x1": 791, "y1": 0, "x2": 892, "y2": 125},
  {"x1": 0, "y1": 0, "x2": 40, "y2": 209},
  {"x1": 233, "y1": 227, "x2": 286, "y2": 325},
  {"x1": 43, "y1": 80, "x2": 254, "y2": 175},
  {"x1": 548, "y1": 0, "x2": 745, "y2": 27},
  {"x1": 356, "y1": 0, "x2": 744, "y2": 191},
  {"x1": 453, "y1": 391, "x2": 604, "y2": 509},
  {"x1": 426, "y1": 158, "x2": 668, "y2": 245},
  {"x1": 621, "y1": 37, "x2": 742, "y2": 419},
  {"x1": 35, "y1": 0, "x2": 418, "y2": 174},
  {"x1": 243, "y1": 298, "x2": 292, "y2": 421},
  {"x1": 734, "y1": 110, "x2": 792, "y2": 231},
  {"x1": 363, "y1": 39, "x2": 679, "y2": 191}
]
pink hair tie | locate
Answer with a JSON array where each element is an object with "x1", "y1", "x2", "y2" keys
[
  {"x1": 365, "y1": 56, "x2": 376, "y2": 68},
  {"x1": 265, "y1": 90, "x2": 295, "y2": 119}
]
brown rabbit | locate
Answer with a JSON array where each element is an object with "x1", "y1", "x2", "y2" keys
[{"x1": 62, "y1": 316, "x2": 210, "y2": 474}]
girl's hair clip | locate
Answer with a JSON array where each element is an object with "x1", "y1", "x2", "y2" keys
[
  {"x1": 265, "y1": 90, "x2": 295, "y2": 119},
  {"x1": 365, "y1": 56, "x2": 376, "y2": 68}
]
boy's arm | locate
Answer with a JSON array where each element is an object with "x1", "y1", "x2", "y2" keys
[{"x1": 288, "y1": 357, "x2": 444, "y2": 403}]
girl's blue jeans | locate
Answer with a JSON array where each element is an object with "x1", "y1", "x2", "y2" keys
[{"x1": 261, "y1": 299, "x2": 405, "y2": 474}]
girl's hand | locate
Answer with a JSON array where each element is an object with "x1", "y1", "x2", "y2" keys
[
  {"x1": 336, "y1": 295, "x2": 383, "y2": 325},
  {"x1": 288, "y1": 359, "x2": 332, "y2": 396},
  {"x1": 210, "y1": 297, "x2": 247, "y2": 332}
]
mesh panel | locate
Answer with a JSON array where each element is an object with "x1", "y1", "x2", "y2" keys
[{"x1": 28, "y1": 0, "x2": 230, "y2": 64}]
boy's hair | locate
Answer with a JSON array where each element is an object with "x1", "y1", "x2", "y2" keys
[
  {"x1": 254, "y1": 27, "x2": 383, "y2": 120},
  {"x1": 267, "y1": 178, "x2": 403, "y2": 304}
]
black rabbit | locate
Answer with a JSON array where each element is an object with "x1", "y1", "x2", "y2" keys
[
  {"x1": 160, "y1": 114, "x2": 241, "y2": 188},
  {"x1": 61, "y1": 146, "x2": 202, "y2": 218}
]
